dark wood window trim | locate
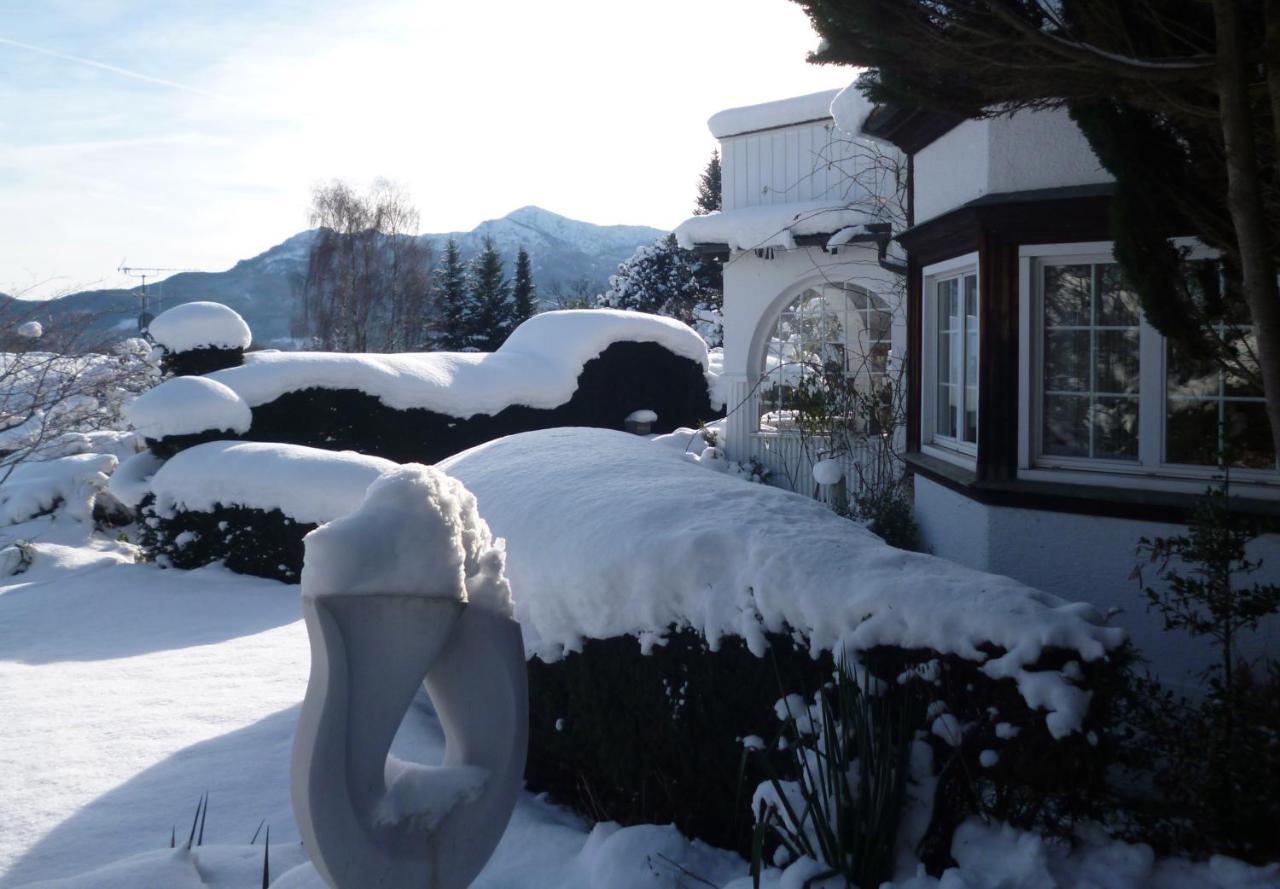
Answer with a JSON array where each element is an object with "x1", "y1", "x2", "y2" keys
[{"x1": 904, "y1": 451, "x2": 1278, "y2": 524}]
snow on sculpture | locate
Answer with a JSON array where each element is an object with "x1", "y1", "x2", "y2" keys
[{"x1": 291, "y1": 465, "x2": 526, "y2": 889}]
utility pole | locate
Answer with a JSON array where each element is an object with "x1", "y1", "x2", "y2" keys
[{"x1": 117, "y1": 263, "x2": 201, "y2": 333}]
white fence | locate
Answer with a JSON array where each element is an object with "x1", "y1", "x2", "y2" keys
[{"x1": 749, "y1": 431, "x2": 900, "y2": 508}]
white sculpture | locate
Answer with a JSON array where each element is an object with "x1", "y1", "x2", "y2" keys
[{"x1": 291, "y1": 465, "x2": 526, "y2": 889}]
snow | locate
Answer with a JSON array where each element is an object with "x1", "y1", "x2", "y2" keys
[
  {"x1": 829, "y1": 81, "x2": 880, "y2": 141},
  {"x1": 812, "y1": 458, "x2": 843, "y2": 486},
  {"x1": 625, "y1": 409, "x2": 657, "y2": 424},
  {"x1": 124, "y1": 376, "x2": 251, "y2": 439},
  {"x1": 439, "y1": 428, "x2": 1125, "y2": 737},
  {"x1": 107, "y1": 450, "x2": 165, "y2": 508},
  {"x1": 16, "y1": 321, "x2": 42, "y2": 340},
  {"x1": 148, "y1": 302, "x2": 252, "y2": 353},
  {"x1": 707, "y1": 89, "x2": 842, "y2": 139},
  {"x1": 674, "y1": 200, "x2": 882, "y2": 252},
  {"x1": 0, "y1": 453, "x2": 117, "y2": 526},
  {"x1": 301, "y1": 463, "x2": 512, "y2": 616},
  {"x1": 0, "y1": 491, "x2": 1275, "y2": 889},
  {"x1": 208, "y1": 309, "x2": 710, "y2": 419},
  {"x1": 148, "y1": 441, "x2": 396, "y2": 524}
]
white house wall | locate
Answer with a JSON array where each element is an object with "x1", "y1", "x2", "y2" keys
[
  {"x1": 914, "y1": 108, "x2": 1114, "y2": 224},
  {"x1": 915, "y1": 475, "x2": 1280, "y2": 689},
  {"x1": 720, "y1": 244, "x2": 904, "y2": 462},
  {"x1": 913, "y1": 119, "x2": 990, "y2": 224},
  {"x1": 720, "y1": 120, "x2": 889, "y2": 212}
]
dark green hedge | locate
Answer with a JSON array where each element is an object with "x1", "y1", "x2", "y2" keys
[
  {"x1": 525, "y1": 627, "x2": 1131, "y2": 870},
  {"x1": 239, "y1": 341, "x2": 718, "y2": 463},
  {"x1": 160, "y1": 345, "x2": 245, "y2": 377},
  {"x1": 139, "y1": 495, "x2": 311, "y2": 583}
]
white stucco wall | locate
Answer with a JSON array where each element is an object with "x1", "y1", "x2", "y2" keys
[
  {"x1": 913, "y1": 119, "x2": 990, "y2": 225},
  {"x1": 914, "y1": 475, "x2": 1280, "y2": 689},
  {"x1": 914, "y1": 108, "x2": 1114, "y2": 224},
  {"x1": 987, "y1": 108, "x2": 1112, "y2": 195},
  {"x1": 719, "y1": 244, "x2": 904, "y2": 462}
]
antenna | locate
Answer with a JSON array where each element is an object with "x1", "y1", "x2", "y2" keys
[{"x1": 117, "y1": 263, "x2": 202, "y2": 333}]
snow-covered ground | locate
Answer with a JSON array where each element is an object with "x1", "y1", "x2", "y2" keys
[{"x1": 1, "y1": 434, "x2": 1277, "y2": 888}]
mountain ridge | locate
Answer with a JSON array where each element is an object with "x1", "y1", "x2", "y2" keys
[{"x1": 13, "y1": 207, "x2": 664, "y2": 347}]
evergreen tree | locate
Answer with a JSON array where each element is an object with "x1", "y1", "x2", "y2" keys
[
  {"x1": 465, "y1": 236, "x2": 512, "y2": 351},
  {"x1": 596, "y1": 234, "x2": 724, "y2": 345},
  {"x1": 791, "y1": 0, "x2": 1280, "y2": 456},
  {"x1": 694, "y1": 150, "x2": 721, "y2": 215},
  {"x1": 512, "y1": 247, "x2": 537, "y2": 330},
  {"x1": 432, "y1": 238, "x2": 468, "y2": 350}
]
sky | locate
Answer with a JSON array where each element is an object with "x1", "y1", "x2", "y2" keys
[{"x1": 0, "y1": 0, "x2": 851, "y2": 299}]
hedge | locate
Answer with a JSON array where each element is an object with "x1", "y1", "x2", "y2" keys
[{"x1": 525, "y1": 626, "x2": 1131, "y2": 871}]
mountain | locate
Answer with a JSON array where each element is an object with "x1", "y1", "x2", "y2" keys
[{"x1": 12, "y1": 207, "x2": 664, "y2": 347}]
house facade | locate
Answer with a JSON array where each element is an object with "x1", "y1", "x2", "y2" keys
[{"x1": 683, "y1": 88, "x2": 1280, "y2": 683}]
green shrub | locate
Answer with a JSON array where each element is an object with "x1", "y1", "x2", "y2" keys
[{"x1": 749, "y1": 661, "x2": 917, "y2": 888}]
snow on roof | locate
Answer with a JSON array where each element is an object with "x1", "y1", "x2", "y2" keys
[
  {"x1": 148, "y1": 301, "x2": 252, "y2": 353},
  {"x1": 148, "y1": 441, "x2": 396, "y2": 525},
  {"x1": 440, "y1": 427, "x2": 1127, "y2": 738},
  {"x1": 708, "y1": 89, "x2": 842, "y2": 138},
  {"x1": 208, "y1": 309, "x2": 711, "y2": 418},
  {"x1": 301, "y1": 464, "x2": 512, "y2": 615},
  {"x1": 123, "y1": 375, "x2": 252, "y2": 439},
  {"x1": 674, "y1": 201, "x2": 882, "y2": 252},
  {"x1": 829, "y1": 82, "x2": 881, "y2": 141}
]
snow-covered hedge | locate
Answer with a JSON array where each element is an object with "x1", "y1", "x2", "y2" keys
[
  {"x1": 149, "y1": 301, "x2": 251, "y2": 376},
  {"x1": 136, "y1": 307, "x2": 720, "y2": 464},
  {"x1": 137, "y1": 441, "x2": 395, "y2": 581},
  {"x1": 439, "y1": 428, "x2": 1132, "y2": 859}
]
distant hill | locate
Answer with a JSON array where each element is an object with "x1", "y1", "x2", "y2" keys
[{"x1": 11, "y1": 207, "x2": 664, "y2": 347}]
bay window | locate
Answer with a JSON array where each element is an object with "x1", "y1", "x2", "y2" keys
[{"x1": 1020, "y1": 243, "x2": 1277, "y2": 487}]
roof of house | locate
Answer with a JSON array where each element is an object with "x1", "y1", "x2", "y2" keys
[{"x1": 707, "y1": 89, "x2": 842, "y2": 139}]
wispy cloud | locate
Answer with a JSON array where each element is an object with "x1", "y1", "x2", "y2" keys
[{"x1": 0, "y1": 35, "x2": 229, "y2": 101}]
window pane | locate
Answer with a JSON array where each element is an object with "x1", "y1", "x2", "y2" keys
[
  {"x1": 1044, "y1": 264, "x2": 1091, "y2": 327},
  {"x1": 1166, "y1": 399, "x2": 1218, "y2": 465},
  {"x1": 1045, "y1": 330, "x2": 1090, "y2": 392},
  {"x1": 1167, "y1": 338, "x2": 1219, "y2": 399},
  {"x1": 1092, "y1": 397, "x2": 1139, "y2": 460},
  {"x1": 1044, "y1": 394, "x2": 1089, "y2": 457},
  {"x1": 1224, "y1": 329, "x2": 1263, "y2": 397},
  {"x1": 1094, "y1": 329, "x2": 1140, "y2": 395},
  {"x1": 1097, "y1": 264, "x2": 1141, "y2": 327},
  {"x1": 1225, "y1": 402, "x2": 1276, "y2": 469},
  {"x1": 937, "y1": 383, "x2": 957, "y2": 438}
]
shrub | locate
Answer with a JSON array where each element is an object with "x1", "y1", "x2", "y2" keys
[
  {"x1": 161, "y1": 345, "x2": 245, "y2": 377},
  {"x1": 1116, "y1": 483, "x2": 1280, "y2": 863},
  {"x1": 139, "y1": 496, "x2": 311, "y2": 583},
  {"x1": 239, "y1": 341, "x2": 718, "y2": 464},
  {"x1": 525, "y1": 626, "x2": 1129, "y2": 872},
  {"x1": 748, "y1": 661, "x2": 918, "y2": 888}
]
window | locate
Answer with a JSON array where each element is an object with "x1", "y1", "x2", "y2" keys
[
  {"x1": 1041, "y1": 263, "x2": 1140, "y2": 461},
  {"x1": 1021, "y1": 244, "x2": 1277, "y2": 486},
  {"x1": 923, "y1": 255, "x2": 979, "y2": 459},
  {"x1": 757, "y1": 283, "x2": 892, "y2": 433}
]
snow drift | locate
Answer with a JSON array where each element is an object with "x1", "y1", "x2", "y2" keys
[{"x1": 440, "y1": 427, "x2": 1126, "y2": 737}]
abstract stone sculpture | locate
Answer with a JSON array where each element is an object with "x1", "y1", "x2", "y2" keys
[{"x1": 290, "y1": 465, "x2": 526, "y2": 889}]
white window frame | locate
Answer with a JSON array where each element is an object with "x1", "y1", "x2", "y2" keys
[
  {"x1": 1017, "y1": 241, "x2": 1280, "y2": 498},
  {"x1": 921, "y1": 252, "x2": 980, "y2": 468}
]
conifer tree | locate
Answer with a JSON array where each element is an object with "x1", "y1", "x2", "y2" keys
[
  {"x1": 694, "y1": 150, "x2": 721, "y2": 215},
  {"x1": 432, "y1": 238, "x2": 468, "y2": 350},
  {"x1": 465, "y1": 236, "x2": 512, "y2": 351},
  {"x1": 512, "y1": 247, "x2": 537, "y2": 330}
]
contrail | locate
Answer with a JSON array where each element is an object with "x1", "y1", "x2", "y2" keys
[{"x1": 0, "y1": 35, "x2": 229, "y2": 100}]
